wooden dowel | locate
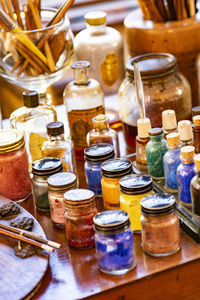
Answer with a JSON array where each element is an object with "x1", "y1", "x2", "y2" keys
[
  {"x1": 0, "y1": 0, "x2": 8, "y2": 13},
  {"x1": 5, "y1": 0, "x2": 15, "y2": 21},
  {"x1": 11, "y1": 0, "x2": 24, "y2": 29},
  {"x1": 47, "y1": 0, "x2": 75, "y2": 27}
]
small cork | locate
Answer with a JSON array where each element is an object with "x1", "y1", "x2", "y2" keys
[
  {"x1": 162, "y1": 110, "x2": 177, "y2": 130},
  {"x1": 193, "y1": 115, "x2": 200, "y2": 127},
  {"x1": 194, "y1": 154, "x2": 200, "y2": 171},
  {"x1": 92, "y1": 114, "x2": 109, "y2": 129},
  {"x1": 181, "y1": 146, "x2": 195, "y2": 159},
  {"x1": 178, "y1": 120, "x2": 193, "y2": 141},
  {"x1": 137, "y1": 118, "x2": 151, "y2": 138},
  {"x1": 95, "y1": 114, "x2": 106, "y2": 122},
  {"x1": 166, "y1": 132, "x2": 180, "y2": 146}
]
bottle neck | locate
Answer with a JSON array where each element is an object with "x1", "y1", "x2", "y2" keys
[
  {"x1": 95, "y1": 124, "x2": 109, "y2": 132},
  {"x1": 74, "y1": 68, "x2": 90, "y2": 85},
  {"x1": 49, "y1": 134, "x2": 64, "y2": 142},
  {"x1": 150, "y1": 134, "x2": 163, "y2": 142},
  {"x1": 86, "y1": 23, "x2": 106, "y2": 35},
  {"x1": 181, "y1": 157, "x2": 194, "y2": 165}
]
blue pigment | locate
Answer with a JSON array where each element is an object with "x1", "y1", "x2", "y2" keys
[
  {"x1": 177, "y1": 162, "x2": 196, "y2": 204},
  {"x1": 85, "y1": 162, "x2": 102, "y2": 195},
  {"x1": 163, "y1": 148, "x2": 181, "y2": 190}
]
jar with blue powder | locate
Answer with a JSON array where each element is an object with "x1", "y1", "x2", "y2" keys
[
  {"x1": 93, "y1": 210, "x2": 136, "y2": 275},
  {"x1": 84, "y1": 144, "x2": 114, "y2": 196}
]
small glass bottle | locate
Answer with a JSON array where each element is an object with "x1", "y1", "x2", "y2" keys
[
  {"x1": 177, "y1": 146, "x2": 196, "y2": 205},
  {"x1": 64, "y1": 189, "x2": 97, "y2": 249},
  {"x1": 163, "y1": 132, "x2": 181, "y2": 192},
  {"x1": 101, "y1": 158, "x2": 133, "y2": 209},
  {"x1": 191, "y1": 154, "x2": 200, "y2": 216},
  {"x1": 146, "y1": 128, "x2": 167, "y2": 179},
  {"x1": 42, "y1": 121, "x2": 76, "y2": 173},
  {"x1": 47, "y1": 172, "x2": 77, "y2": 229},
  {"x1": 32, "y1": 158, "x2": 63, "y2": 212},
  {"x1": 84, "y1": 144, "x2": 115, "y2": 196},
  {"x1": 192, "y1": 115, "x2": 200, "y2": 154},
  {"x1": 141, "y1": 193, "x2": 180, "y2": 257},
  {"x1": 64, "y1": 61, "x2": 105, "y2": 160},
  {"x1": 87, "y1": 114, "x2": 119, "y2": 157},
  {"x1": 10, "y1": 91, "x2": 56, "y2": 166},
  {"x1": 178, "y1": 120, "x2": 193, "y2": 147},
  {"x1": 0, "y1": 129, "x2": 31, "y2": 202},
  {"x1": 120, "y1": 174, "x2": 153, "y2": 232},
  {"x1": 162, "y1": 109, "x2": 177, "y2": 138},
  {"x1": 136, "y1": 118, "x2": 151, "y2": 169},
  {"x1": 192, "y1": 106, "x2": 200, "y2": 117},
  {"x1": 93, "y1": 210, "x2": 136, "y2": 275}
]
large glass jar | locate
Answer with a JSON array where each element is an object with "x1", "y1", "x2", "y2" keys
[{"x1": 118, "y1": 53, "x2": 192, "y2": 151}]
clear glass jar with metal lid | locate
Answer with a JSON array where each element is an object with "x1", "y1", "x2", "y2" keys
[
  {"x1": 32, "y1": 157, "x2": 63, "y2": 212},
  {"x1": 93, "y1": 209, "x2": 136, "y2": 275},
  {"x1": 48, "y1": 172, "x2": 77, "y2": 229},
  {"x1": 118, "y1": 53, "x2": 192, "y2": 151},
  {"x1": 64, "y1": 189, "x2": 97, "y2": 249},
  {"x1": 120, "y1": 174, "x2": 153, "y2": 232},
  {"x1": 140, "y1": 193, "x2": 180, "y2": 257},
  {"x1": 0, "y1": 129, "x2": 31, "y2": 201},
  {"x1": 84, "y1": 143, "x2": 115, "y2": 196},
  {"x1": 101, "y1": 158, "x2": 133, "y2": 209}
]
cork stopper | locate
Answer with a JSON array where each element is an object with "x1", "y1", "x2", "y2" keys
[
  {"x1": 92, "y1": 114, "x2": 109, "y2": 130},
  {"x1": 192, "y1": 106, "x2": 200, "y2": 117},
  {"x1": 178, "y1": 120, "x2": 193, "y2": 141},
  {"x1": 162, "y1": 110, "x2": 177, "y2": 130},
  {"x1": 181, "y1": 146, "x2": 195, "y2": 159},
  {"x1": 194, "y1": 154, "x2": 200, "y2": 171},
  {"x1": 193, "y1": 115, "x2": 200, "y2": 127},
  {"x1": 137, "y1": 118, "x2": 151, "y2": 138},
  {"x1": 166, "y1": 132, "x2": 180, "y2": 147}
]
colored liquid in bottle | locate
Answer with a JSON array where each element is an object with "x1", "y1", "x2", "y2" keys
[{"x1": 122, "y1": 122, "x2": 137, "y2": 152}]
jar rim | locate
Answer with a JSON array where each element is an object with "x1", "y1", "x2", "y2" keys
[
  {"x1": 120, "y1": 174, "x2": 153, "y2": 195},
  {"x1": 0, "y1": 129, "x2": 24, "y2": 153},
  {"x1": 32, "y1": 157, "x2": 63, "y2": 176},
  {"x1": 101, "y1": 158, "x2": 133, "y2": 178},
  {"x1": 141, "y1": 193, "x2": 176, "y2": 215},
  {"x1": 84, "y1": 143, "x2": 115, "y2": 162},
  {"x1": 47, "y1": 172, "x2": 77, "y2": 191}
]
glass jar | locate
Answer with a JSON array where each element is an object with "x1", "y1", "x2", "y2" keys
[
  {"x1": 0, "y1": 129, "x2": 31, "y2": 201},
  {"x1": 191, "y1": 154, "x2": 200, "y2": 216},
  {"x1": 120, "y1": 174, "x2": 153, "y2": 232},
  {"x1": 141, "y1": 193, "x2": 181, "y2": 257},
  {"x1": 101, "y1": 158, "x2": 133, "y2": 209},
  {"x1": 47, "y1": 172, "x2": 77, "y2": 229},
  {"x1": 84, "y1": 144, "x2": 114, "y2": 196},
  {"x1": 64, "y1": 189, "x2": 97, "y2": 249},
  {"x1": 32, "y1": 157, "x2": 63, "y2": 212},
  {"x1": 93, "y1": 209, "x2": 136, "y2": 275},
  {"x1": 118, "y1": 53, "x2": 192, "y2": 151}
]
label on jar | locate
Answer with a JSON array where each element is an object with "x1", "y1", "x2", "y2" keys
[
  {"x1": 29, "y1": 133, "x2": 48, "y2": 162},
  {"x1": 100, "y1": 51, "x2": 119, "y2": 86},
  {"x1": 68, "y1": 106, "x2": 105, "y2": 147},
  {"x1": 50, "y1": 198, "x2": 65, "y2": 224}
]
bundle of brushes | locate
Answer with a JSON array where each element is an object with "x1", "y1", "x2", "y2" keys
[
  {"x1": 0, "y1": 0, "x2": 74, "y2": 76},
  {"x1": 138, "y1": 0, "x2": 198, "y2": 22}
]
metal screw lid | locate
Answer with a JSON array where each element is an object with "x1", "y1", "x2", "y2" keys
[
  {"x1": 141, "y1": 193, "x2": 176, "y2": 216},
  {"x1": 64, "y1": 189, "x2": 95, "y2": 207},
  {"x1": 101, "y1": 158, "x2": 132, "y2": 178},
  {"x1": 47, "y1": 172, "x2": 77, "y2": 191},
  {"x1": 32, "y1": 157, "x2": 63, "y2": 176},
  {"x1": 84, "y1": 144, "x2": 115, "y2": 162},
  {"x1": 47, "y1": 121, "x2": 64, "y2": 136},
  {"x1": 120, "y1": 174, "x2": 153, "y2": 195},
  {"x1": 0, "y1": 129, "x2": 24, "y2": 153},
  {"x1": 23, "y1": 90, "x2": 39, "y2": 108}
]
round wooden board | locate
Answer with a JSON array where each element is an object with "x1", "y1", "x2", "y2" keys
[{"x1": 0, "y1": 197, "x2": 49, "y2": 300}]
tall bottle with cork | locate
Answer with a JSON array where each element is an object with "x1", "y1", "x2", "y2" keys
[{"x1": 136, "y1": 118, "x2": 151, "y2": 169}]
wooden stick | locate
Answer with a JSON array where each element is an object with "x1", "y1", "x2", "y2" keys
[
  {"x1": 0, "y1": 227, "x2": 54, "y2": 252},
  {"x1": 0, "y1": 0, "x2": 8, "y2": 13},
  {"x1": 47, "y1": 0, "x2": 75, "y2": 26},
  {"x1": 188, "y1": 0, "x2": 196, "y2": 17},
  {"x1": 5, "y1": 0, "x2": 15, "y2": 21},
  {"x1": 11, "y1": 0, "x2": 24, "y2": 29}
]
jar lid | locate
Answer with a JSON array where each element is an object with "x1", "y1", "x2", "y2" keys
[
  {"x1": 192, "y1": 106, "x2": 200, "y2": 117},
  {"x1": 101, "y1": 158, "x2": 132, "y2": 178},
  {"x1": 126, "y1": 53, "x2": 177, "y2": 80},
  {"x1": 93, "y1": 210, "x2": 130, "y2": 233},
  {"x1": 137, "y1": 118, "x2": 151, "y2": 138},
  {"x1": 23, "y1": 90, "x2": 39, "y2": 108},
  {"x1": 92, "y1": 114, "x2": 109, "y2": 130},
  {"x1": 178, "y1": 120, "x2": 193, "y2": 141},
  {"x1": 166, "y1": 132, "x2": 180, "y2": 147},
  {"x1": 47, "y1": 172, "x2": 77, "y2": 191},
  {"x1": 194, "y1": 154, "x2": 200, "y2": 171},
  {"x1": 162, "y1": 110, "x2": 177, "y2": 131},
  {"x1": 193, "y1": 115, "x2": 200, "y2": 127},
  {"x1": 0, "y1": 129, "x2": 24, "y2": 153},
  {"x1": 141, "y1": 193, "x2": 176, "y2": 215},
  {"x1": 149, "y1": 127, "x2": 163, "y2": 136},
  {"x1": 64, "y1": 189, "x2": 95, "y2": 207},
  {"x1": 181, "y1": 146, "x2": 195, "y2": 159},
  {"x1": 84, "y1": 144, "x2": 115, "y2": 162},
  {"x1": 120, "y1": 174, "x2": 153, "y2": 195},
  {"x1": 47, "y1": 121, "x2": 64, "y2": 136},
  {"x1": 85, "y1": 11, "x2": 106, "y2": 26},
  {"x1": 32, "y1": 157, "x2": 63, "y2": 176}
]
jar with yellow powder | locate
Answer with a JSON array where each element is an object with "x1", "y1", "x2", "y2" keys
[
  {"x1": 101, "y1": 158, "x2": 132, "y2": 209},
  {"x1": 120, "y1": 174, "x2": 153, "y2": 232}
]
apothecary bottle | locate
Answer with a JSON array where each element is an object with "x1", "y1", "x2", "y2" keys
[
  {"x1": 10, "y1": 91, "x2": 56, "y2": 166},
  {"x1": 192, "y1": 116, "x2": 200, "y2": 154},
  {"x1": 64, "y1": 189, "x2": 97, "y2": 249},
  {"x1": 162, "y1": 109, "x2": 177, "y2": 138},
  {"x1": 163, "y1": 132, "x2": 181, "y2": 191},
  {"x1": 177, "y1": 146, "x2": 196, "y2": 205},
  {"x1": 141, "y1": 193, "x2": 180, "y2": 257},
  {"x1": 84, "y1": 144, "x2": 114, "y2": 196},
  {"x1": 191, "y1": 154, "x2": 200, "y2": 216},
  {"x1": 94, "y1": 210, "x2": 136, "y2": 275},
  {"x1": 64, "y1": 61, "x2": 105, "y2": 160},
  {"x1": 42, "y1": 121, "x2": 76, "y2": 173},
  {"x1": 192, "y1": 106, "x2": 200, "y2": 117},
  {"x1": 120, "y1": 174, "x2": 153, "y2": 232},
  {"x1": 32, "y1": 157, "x2": 63, "y2": 212},
  {"x1": 118, "y1": 53, "x2": 191, "y2": 151},
  {"x1": 101, "y1": 158, "x2": 133, "y2": 209},
  {"x1": 146, "y1": 128, "x2": 167, "y2": 179},
  {"x1": 0, "y1": 129, "x2": 31, "y2": 202},
  {"x1": 136, "y1": 118, "x2": 151, "y2": 169},
  {"x1": 87, "y1": 114, "x2": 119, "y2": 157},
  {"x1": 178, "y1": 120, "x2": 193, "y2": 147},
  {"x1": 47, "y1": 172, "x2": 77, "y2": 229}
]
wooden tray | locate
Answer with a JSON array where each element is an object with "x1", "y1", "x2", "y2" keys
[{"x1": 0, "y1": 196, "x2": 49, "y2": 300}]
